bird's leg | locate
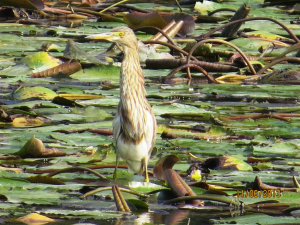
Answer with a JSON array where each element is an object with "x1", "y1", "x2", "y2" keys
[
  {"x1": 113, "y1": 154, "x2": 120, "y2": 180},
  {"x1": 143, "y1": 157, "x2": 149, "y2": 182}
]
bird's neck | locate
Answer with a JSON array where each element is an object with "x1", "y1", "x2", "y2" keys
[
  {"x1": 118, "y1": 43, "x2": 150, "y2": 141},
  {"x1": 119, "y1": 44, "x2": 146, "y2": 101}
]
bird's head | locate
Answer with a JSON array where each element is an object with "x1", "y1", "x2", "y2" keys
[{"x1": 86, "y1": 26, "x2": 137, "y2": 48}]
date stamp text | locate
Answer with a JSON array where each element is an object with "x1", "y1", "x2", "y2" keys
[{"x1": 236, "y1": 190, "x2": 281, "y2": 198}]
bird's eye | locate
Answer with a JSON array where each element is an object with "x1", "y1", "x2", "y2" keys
[{"x1": 119, "y1": 32, "x2": 125, "y2": 37}]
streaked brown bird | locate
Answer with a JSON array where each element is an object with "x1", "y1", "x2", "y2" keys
[{"x1": 87, "y1": 27, "x2": 157, "y2": 182}]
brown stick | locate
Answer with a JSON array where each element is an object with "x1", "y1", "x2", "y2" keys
[
  {"x1": 255, "y1": 176, "x2": 299, "y2": 192},
  {"x1": 164, "y1": 63, "x2": 216, "y2": 83}
]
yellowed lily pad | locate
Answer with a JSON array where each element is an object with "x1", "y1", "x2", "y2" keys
[
  {"x1": 21, "y1": 52, "x2": 61, "y2": 73},
  {"x1": 12, "y1": 117, "x2": 44, "y2": 127},
  {"x1": 16, "y1": 212, "x2": 55, "y2": 225},
  {"x1": 203, "y1": 156, "x2": 253, "y2": 171},
  {"x1": 27, "y1": 175, "x2": 65, "y2": 185},
  {"x1": 13, "y1": 86, "x2": 57, "y2": 101},
  {"x1": 0, "y1": 166, "x2": 23, "y2": 173}
]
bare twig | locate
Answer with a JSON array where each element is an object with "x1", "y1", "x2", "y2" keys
[{"x1": 201, "y1": 17, "x2": 299, "y2": 43}]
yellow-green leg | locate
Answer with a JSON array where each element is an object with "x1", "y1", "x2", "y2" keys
[
  {"x1": 143, "y1": 157, "x2": 149, "y2": 182},
  {"x1": 113, "y1": 154, "x2": 120, "y2": 180}
]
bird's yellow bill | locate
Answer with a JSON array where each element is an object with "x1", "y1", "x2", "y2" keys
[{"x1": 86, "y1": 31, "x2": 125, "y2": 41}]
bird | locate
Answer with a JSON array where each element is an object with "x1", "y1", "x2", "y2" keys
[{"x1": 86, "y1": 27, "x2": 157, "y2": 182}]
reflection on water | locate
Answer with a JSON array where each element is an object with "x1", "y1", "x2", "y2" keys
[
  {"x1": 111, "y1": 207, "x2": 242, "y2": 225},
  {"x1": 3, "y1": 208, "x2": 241, "y2": 225}
]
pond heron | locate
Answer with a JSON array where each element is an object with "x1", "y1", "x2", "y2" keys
[{"x1": 87, "y1": 27, "x2": 157, "y2": 182}]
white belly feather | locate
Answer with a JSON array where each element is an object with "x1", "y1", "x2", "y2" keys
[{"x1": 113, "y1": 109, "x2": 155, "y2": 174}]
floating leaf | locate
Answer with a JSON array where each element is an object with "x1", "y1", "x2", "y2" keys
[
  {"x1": 126, "y1": 199, "x2": 149, "y2": 210},
  {"x1": 244, "y1": 31, "x2": 293, "y2": 42},
  {"x1": 194, "y1": 0, "x2": 225, "y2": 15},
  {"x1": 0, "y1": 194, "x2": 8, "y2": 201},
  {"x1": 0, "y1": 166, "x2": 23, "y2": 173},
  {"x1": 211, "y1": 213, "x2": 300, "y2": 224},
  {"x1": 12, "y1": 117, "x2": 44, "y2": 127},
  {"x1": 21, "y1": 52, "x2": 61, "y2": 73},
  {"x1": 190, "y1": 182, "x2": 235, "y2": 195},
  {"x1": 70, "y1": 64, "x2": 120, "y2": 82},
  {"x1": 52, "y1": 96, "x2": 84, "y2": 107},
  {"x1": 254, "y1": 142, "x2": 300, "y2": 157},
  {"x1": 161, "y1": 125, "x2": 233, "y2": 140},
  {"x1": 59, "y1": 93, "x2": 105, "y2": 100},
  {"x1": 27, "y1": 175, "x2": 65, "y2": 185},
  {"x1": 16, "y1": 213, "x2": 55, "y2": 225},
  {"x1": 216, "y1": 74, "x2": 249, "y2": 84},
  {"x1": 128, "y1": 181, "x2": 167, "y2": 193},
  {"x1": 13, "y1": 136, "x2": 66, "y2": 158},
  {"x1": 13, "y1": 86, "x2": 57, "y2": 101},
  {"x1": 64, "y1": 40, "x2": 105, "y2": 64},
  {"x1": 202, "y1": 156, "x2": 253, "y2": 171},
  {"x1": 258, "y1": 69, "x2": 300, "y2": 85},
  {"x1": 184, "y1": 42, "x2": 212, "y2": 56},
  {"x1": 124, "y1": 11, "x2": 167, "y2": 30}
]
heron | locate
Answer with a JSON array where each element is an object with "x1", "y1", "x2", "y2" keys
[{"x1": 86, "y1": 27, "x2": 157, "y2": 182}]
